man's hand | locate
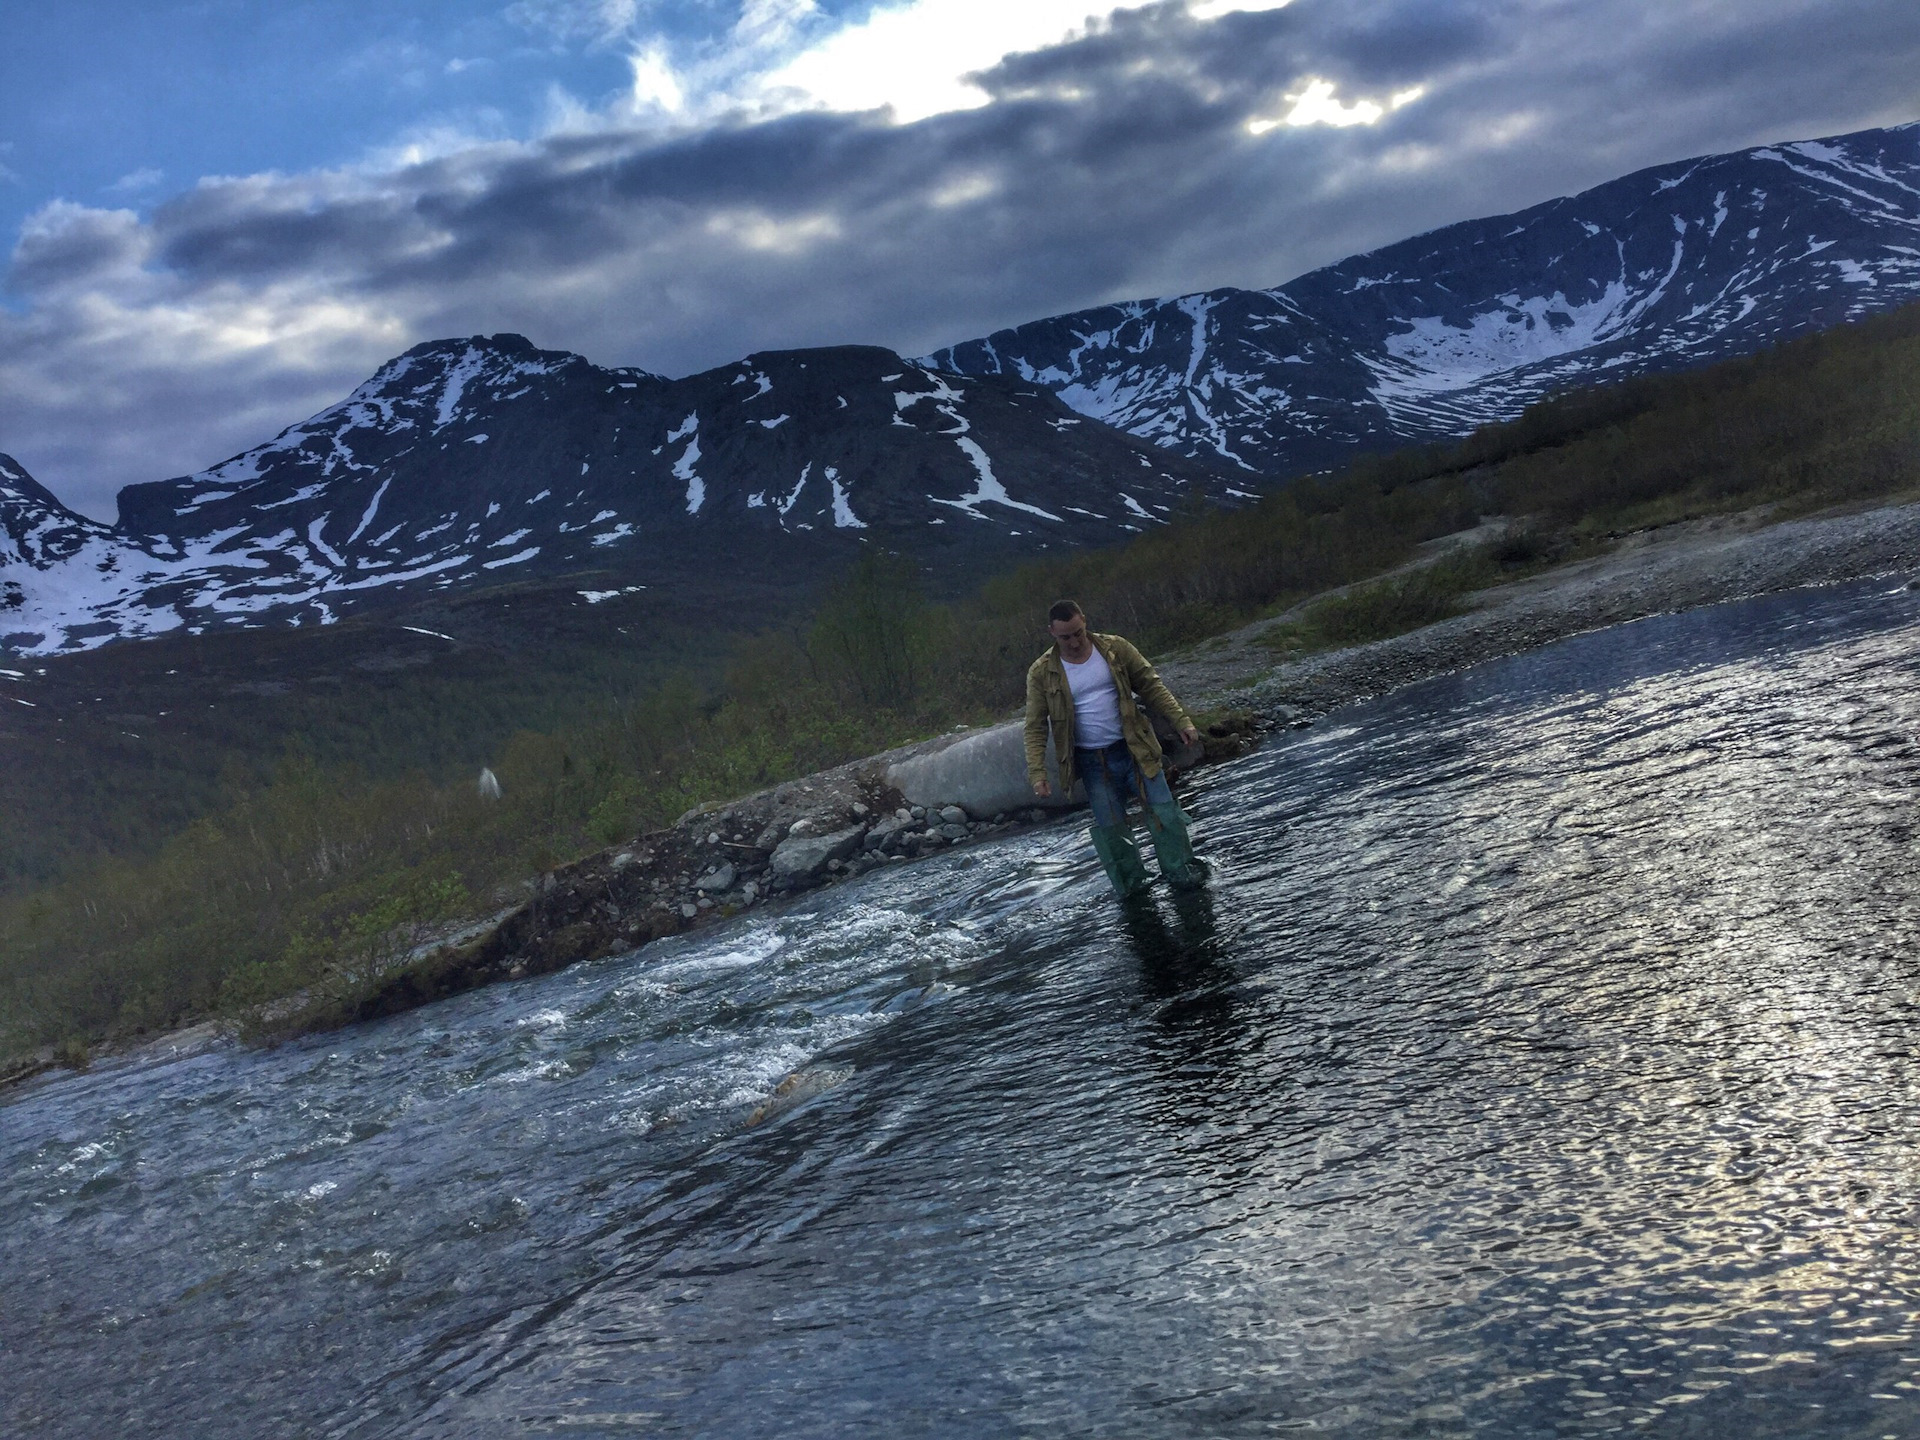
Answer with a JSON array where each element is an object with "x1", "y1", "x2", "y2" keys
[
  {"x1": 1178, "y1": 726, "x2": 1199, "y2": 746},
  {"x1": 1032, "y1": 779, "x2": 1052, "y2": 798}
]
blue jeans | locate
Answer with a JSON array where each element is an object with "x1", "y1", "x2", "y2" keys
[{"x1": 1076, "y1": 741, "x2": 1173, "y2": 829}]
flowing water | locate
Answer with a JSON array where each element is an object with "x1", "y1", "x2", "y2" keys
[{"x1": 11, "y1": 578, "x2": 1920, "y2": 1438}]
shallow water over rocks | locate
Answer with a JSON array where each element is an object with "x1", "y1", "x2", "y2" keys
[{"x1": 10, "y1": 577, "x2": 1920, "y2": 1437}]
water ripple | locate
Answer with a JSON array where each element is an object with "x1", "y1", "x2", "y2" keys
[{"x1": 10, "y1": 579, "x2": 1920, "y2": 1437}]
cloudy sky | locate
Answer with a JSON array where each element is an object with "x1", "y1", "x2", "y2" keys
[{"x1": 4, "y1": 0, "x2": 1918, "y2": 519}]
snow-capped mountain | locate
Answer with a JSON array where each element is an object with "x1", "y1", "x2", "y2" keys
[
  {"x1": 925, "y1": 123, "x2": 1920, "y2": 475},
  {"x1": 9, "y1": 122, "x2": 1920, "y2": 659},
  {"x1": 0, "y1": 454, "x2": 131, "y2": 649},
  {"x1": 1, "y1": 340, "x2": 1217, "y2": 655}
]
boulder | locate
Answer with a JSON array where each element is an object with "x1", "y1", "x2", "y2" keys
[
  {"x1": 694, "y1": 863, "x2": 737, "y2": 893},
  {"x1": 770, "y1": 824, "x2": 867, "y2": 879},
  {"x1": 864, "y1": 815, "x2": 912, "y2": 849},
  {"x1": 886, "y1": 721, "x2": 1082, "y2": 819},
  {"x1": 1150, "y1": 710, "x2": 1206, "y2": 772}
]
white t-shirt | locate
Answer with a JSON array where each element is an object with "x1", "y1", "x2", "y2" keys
[{"x1": 1063, "y1": 649, "x2": 1125, "y2": 748}]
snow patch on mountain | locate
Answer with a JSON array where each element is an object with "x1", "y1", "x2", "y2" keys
[
  {"x1": 897, "y1": 373, "x2": 1065, "y2": 523},
  {"x1": 21, "y1": 121, "x2": 1917, "y2": 658},
  {"x1": 826, "y1": 467, "x2": 865, "y2": 529},
  {"x1": 926, "y1": 122, "x2": 1920, "y2": 476}
]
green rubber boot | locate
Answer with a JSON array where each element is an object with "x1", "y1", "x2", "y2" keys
[
  {"x1": 1090, "y1": 824, "x2": 1153, "y2": 898},
  {"x1": 1144, "y1": 801, "x2": 1206, "y2": 890}
]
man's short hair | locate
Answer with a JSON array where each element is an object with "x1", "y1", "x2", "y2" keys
[{"x1": 1047, "y1": 600, "x2": 1084, "y2": 626}]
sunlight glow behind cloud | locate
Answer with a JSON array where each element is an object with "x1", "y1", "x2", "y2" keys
[
  {"x1": 1248, "y1": 79, "x2": 1427, "y2": 134},
  {"x1": 609, "y1": 0, "x2": 1317, "y2": 128},
  {"x1": 1190, "y1": 0, "x2": 1292, "y2": 15},
  {"x1": 758, "y1": 0, "x2": 1121, "y2": 121}
]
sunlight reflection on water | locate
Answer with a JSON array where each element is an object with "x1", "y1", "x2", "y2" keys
[{"x1": 9, "y1": 578, "x2": 1920, "y2": 1438}]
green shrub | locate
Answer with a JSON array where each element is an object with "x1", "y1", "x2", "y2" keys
[
  {"x1": 1260, "y1": 546, "x2": 1502, "y2": 655},
  {"x1": 51, "y1": 1036, "x2": 90, "y2": 1072}
]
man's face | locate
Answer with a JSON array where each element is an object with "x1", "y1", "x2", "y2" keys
[{"x1": 1049, "y1": 615, "x2": 1093, "y2": 662}]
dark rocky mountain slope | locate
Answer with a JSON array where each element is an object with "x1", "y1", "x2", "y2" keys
[
  {"x1": 1, "y1": 341, "x2": 1219, "y2": 655},
  {"x1": 926, "y1": 123, "x2": 1920, "y2": 475},
  {"x1": 8, "y1": 122, "x2": 1920, "y2": 659}
]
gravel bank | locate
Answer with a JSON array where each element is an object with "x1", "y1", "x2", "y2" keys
[{"x1": 1160, "y1": 499, "x2": 1920, "y2": 717}]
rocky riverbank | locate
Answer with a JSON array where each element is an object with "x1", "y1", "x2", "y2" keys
[
  {"x1": 390, "y1": 495, "x2": 1920, "y2": 1036},
  {"x1": 265, "y1": 708, "x2": 1267, "y2": 1042},
  {"x1": 13, "y1": 494, "x2": 1920, "y2": 1089},
  {"x1": 1163, "y1": 498, "x2": 1920, "y2": 712}
]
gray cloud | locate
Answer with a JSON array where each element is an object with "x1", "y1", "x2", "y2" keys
[{"x1": 5, "y1": 0, "x2": 1919, "y2": 519}]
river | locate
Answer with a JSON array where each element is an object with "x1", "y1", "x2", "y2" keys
[{"x1": 9, "y1": 577, "x2": 1920, "y2": 1438}]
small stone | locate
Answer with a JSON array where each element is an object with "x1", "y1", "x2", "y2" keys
[
  {"x1": 910, "y1": 805, "x2": 926, "y2": 820},
  {"x1": 938, "y1": 823, "x2": 969, "y2": 841},
  {"x1": 697, "y1": 897, "x2": 714, "y2": 910},
  {"x1": 939, "y1": 805, "x2": 968, "y2": 825},
  {"x1": 851, "y1": 801, "x2": 870, "y2": 817},
  {"x1": 770, "y1": 824, "x2": 868, "y2": 879},
  {"x1": 695, "y1": 863, "x2": 737, "y2": 893},
  {"x1": 896, "y1": 808, "x2": 913, "y2": 821},
  {"x1": 741, "y1": 881, "x2": 759, "y2": 902},
  {"x1": 866, "y1": 814, "x2": 911, "y2": 845},
  {"x1": 680, "y1": 903, "x2": 698, "y2": 919},
  {"x1": 789, "y1": 817, "x2": 815, "y2": 837},
  {"x1": 828, "y1": 858, "x2": 845, "y2": 871},
  {"x1": 992, "y1": 813, "x2": 1006, "y2": 824},
  {"x1": 708, "y1": 831, "x2": 721, "y2": 844},
  {"x1": 610, "y1": 851, "x2": 635, "y2": 870}
]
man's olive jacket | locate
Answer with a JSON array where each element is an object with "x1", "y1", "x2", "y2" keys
[{"x1": 1024, "y1": 632, "x2": 1193, "y2": 795}]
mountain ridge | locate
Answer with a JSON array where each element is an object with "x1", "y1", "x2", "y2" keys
[
  {"x1": 924, "y1": 121, "x2": 1920, "y2": 474},
  {"x1": 1, "y1": 339, "x2": 1219, "y2": 655},
  {"x1": 6, "y1": 120, "x2": 1920, "y2": 657}
]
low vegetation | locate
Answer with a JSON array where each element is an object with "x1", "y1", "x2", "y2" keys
[{"x1": 6, "y1": 302, "x2": 1920, "y2": 1071}]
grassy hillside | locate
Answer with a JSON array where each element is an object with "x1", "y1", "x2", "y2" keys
[
  {"x1": 5, "y1": 301, "x2": 1919, "y2": 1069},
  {"x1": 0, "y1": 562, "x2": 830, "y2": 892}
]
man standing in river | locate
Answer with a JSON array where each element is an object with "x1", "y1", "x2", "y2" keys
[{"x1": 1026, "y1": 600, "x2": 1206, "y2": 896}]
